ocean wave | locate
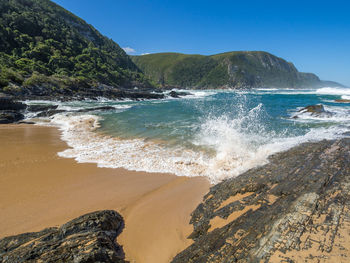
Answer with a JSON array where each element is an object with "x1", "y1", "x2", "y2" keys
[
  {"x1": 45, "y1": 106, "x2": 349, "y2": 184},
  {"x1": 316, "y1": 87, "x2": 350, "y2": 96},
  {"x1": 169, "y1": 89, "x2": 218, "y2": 99}
]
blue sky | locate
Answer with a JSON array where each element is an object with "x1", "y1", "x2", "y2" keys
[{"x1": 52, "y1": 0, "x2": 350, "y2": 86}]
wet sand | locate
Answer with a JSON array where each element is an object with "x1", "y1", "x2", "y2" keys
[{"x1": 0, "y1": 124, "x2": 210, "y2": 263}]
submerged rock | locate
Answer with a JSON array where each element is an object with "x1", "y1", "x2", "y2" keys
[
  {"x1": 172, "y1": 138, "x2": 350, "y2": 262},
  {"x1": 335, "y1": 99, "x2": 350, "y2": 103},
  {"x1": 0, "y1": 210, "x2": 126, "y2": 263},
  {"x1": 76, "y1": 106, "x2": 116, "y2": 112},
  {"x1": 36, "y1": 109, "x2": 66, "y2": 117}
]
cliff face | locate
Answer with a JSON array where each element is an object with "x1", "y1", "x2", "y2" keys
[
  {"x1": 172, "y1": 138, "x2": 350, "y2": 262},
  {"x1": 132, "y1": 51, "x2": 334, "y2": 89},
  {"x1": 0, "y1": 210, "x2": 126, "y2": 263}
]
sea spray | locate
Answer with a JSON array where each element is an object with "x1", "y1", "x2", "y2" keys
[{"x1": 31, "y1": 88, "x2": 350, "y2": 183}]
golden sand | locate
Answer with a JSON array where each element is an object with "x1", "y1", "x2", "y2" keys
[{"x1": 0, "y1": 124, "x2": 210, "y2": 263}]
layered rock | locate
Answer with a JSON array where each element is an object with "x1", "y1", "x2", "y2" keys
[
  {"x1": 172, "y1": 138, "x2": 350, "y2": 262},
  {"x1": 0, "y1": 210, "x2": 126, "y2": 263}
]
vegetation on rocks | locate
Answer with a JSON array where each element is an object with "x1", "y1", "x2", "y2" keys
[
  {"x1": 132, "y1": 51, "x2": 331, "y2": 89},
  {"x1": 0, "y1": 0, "x2": 153, "y2": 97}
]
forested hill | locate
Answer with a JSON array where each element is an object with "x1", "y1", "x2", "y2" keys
[
  {"x1": 132, "y1": 52, "x2": 338, "y2": 89},
  {"x1": 0, "y1": 0, "x2": 153, "y2": 97}
]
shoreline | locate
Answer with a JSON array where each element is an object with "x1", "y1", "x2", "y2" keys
[{"x1": 0, "y1": 124, "x2": 210, "y2": 263}]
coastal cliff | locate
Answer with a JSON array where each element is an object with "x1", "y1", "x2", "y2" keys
[
  {"x1": 0, "y1": 210, "x2": 126, "y2": 263},
  {"x1": 132, "y1": 52, "x2": 341, "y2": 89},
  {"x1": 172, "y1": 138, "x2": 350, "y2": 262}
]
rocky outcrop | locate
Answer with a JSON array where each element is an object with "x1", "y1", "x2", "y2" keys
[
  {"x1": 293, "y1": 104, "x2": 333, "y2": 118},
  {"x1": 168, "y1": 90, "x2": 193, "y2": 98},
  {"x1": 172, "y1": 138, "x2": 350, "y2": 262},
  {"x1": 27, "y1": 104, "x2": 58, "y2": 112},
  {"x1": 0, "y1": 93, "x2": 26, "y2": 124},
  {"x1": 0, "y1": 210, "x2": 126, "y2": 263},
  {"x1": 10, "y1": 85, "x2": 165, "y2": 102}
]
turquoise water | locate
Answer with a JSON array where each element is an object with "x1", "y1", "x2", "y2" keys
[{"x1": 30, "y1": 87, "x2": 350, "y2": 182}]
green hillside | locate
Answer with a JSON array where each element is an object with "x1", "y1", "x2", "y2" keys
[
  {"x1": 0, "y1": 0, "x2": 152, "y2": 96},
  {"x1": 131, "y1": 51, "x2": 323, "y2": 89}
]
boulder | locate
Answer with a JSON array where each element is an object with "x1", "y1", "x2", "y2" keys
[
  {"x1": 293, "y1": 104, "x2": 333, "y2": 118},
  {"x1": 0, "y1": 210, "x2": 126, "y2": 263}
]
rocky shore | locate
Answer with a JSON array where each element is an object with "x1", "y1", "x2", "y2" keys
[
  {"x1": 172, "y1": 138, "x2": 350, "y2": 262},
  {"x1": 1, "y1": 138, "x2": 350, "y2": 262},
  {"x1": 0, "y1": 210, "x2": 126, "y2": 263},
  {"x1": 0, "y1": 89, "x2": 191, "y2": 124}
]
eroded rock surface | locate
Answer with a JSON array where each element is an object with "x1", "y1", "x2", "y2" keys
[
  {"x1": 172, "y1": 139, "x2": 350, "y2": 263},
  {"x1": 0, "y1": 210, "x2": 126, "y2": 263}
]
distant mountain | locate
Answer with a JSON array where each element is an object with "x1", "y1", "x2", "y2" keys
[
  {"x1": 0, "y1": 0, "x2": 153, "y2": 98},
  {"x1": 132, "y1": 51, "x2": 341, "y2": 89}
]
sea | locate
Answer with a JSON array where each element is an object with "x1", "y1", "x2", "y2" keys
[{"x1": 27, "y1": 87, "x2": 350, "y2": 183}]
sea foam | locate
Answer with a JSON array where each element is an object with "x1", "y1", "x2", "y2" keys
[{"x1": 46, "y1": 107, "x2": 348, "y2": 184}]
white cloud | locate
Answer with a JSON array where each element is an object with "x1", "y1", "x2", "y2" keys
[
  {"x1": 122, "y1": 47, "x2": 136, "y2": 54},
  {"x1": 141, "y1": 53, "x2": 150, "y2": 55}
]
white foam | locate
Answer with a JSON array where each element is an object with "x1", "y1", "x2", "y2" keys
[
  {"x1": 44, "y1": 102, "x2": 349, "y2": 184},
  {"x1": 316, "y1": 87, "x2": 350, "y2": 96},
  {"x1": 169, "y1": 89, "x2": 218, "y2": 99}
]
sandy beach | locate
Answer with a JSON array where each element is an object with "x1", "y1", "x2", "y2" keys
[{"x1": 0, "y1": 124, "x2": 210, "y2": 263}]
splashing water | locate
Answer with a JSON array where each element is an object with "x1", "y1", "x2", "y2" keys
[{"x1": 31, "y1": 87, "x2": 350, "y2": 183}]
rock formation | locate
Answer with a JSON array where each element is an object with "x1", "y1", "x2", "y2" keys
[
  {"x1": 172, "y1": 138, "x2": 350, "y2": 262},
  {"x1": 0, "y1": 210, "x2": 126, "y2": 263},
  {"x1": 0, "y1": 93, "x2": 26, "y2": 123}
]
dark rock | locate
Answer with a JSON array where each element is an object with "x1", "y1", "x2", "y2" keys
[
  {"x1": 36, "y1": 109, "x2": 66, "y2": 117},
  {"x1": 299, "y1": 104, "x2": 325, "y2": 113},
  {"x1": 168, "y1": 91, "x2": 192, "y2": 98},
  {"x1": 0, "y1": 111, "x2": 24, "y2": 124},
  {"x1": 17, "y1": 121, "x2": 35, "y2": 125},
  {"x1": 172, "y1": 139, "x2": 350, "y2": 262},
  {"x1": 76, "y1": 106, "x2": 116, "y2": 112},
  {"x1": 293, "y1": 104, "x2": 333, "y2": 118},
  {"x1": 11, "y1": 86, "x2": 165, "y2": 102},
  {"x1": 0, "y1": 210, "x2": 126, "y2": 263},
  {"x1": 0, "y1": 93, "x2": 26, "y2": 111},
  {"x1": 27, "y1": 104, "x2": 58, "y2": 112}
]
